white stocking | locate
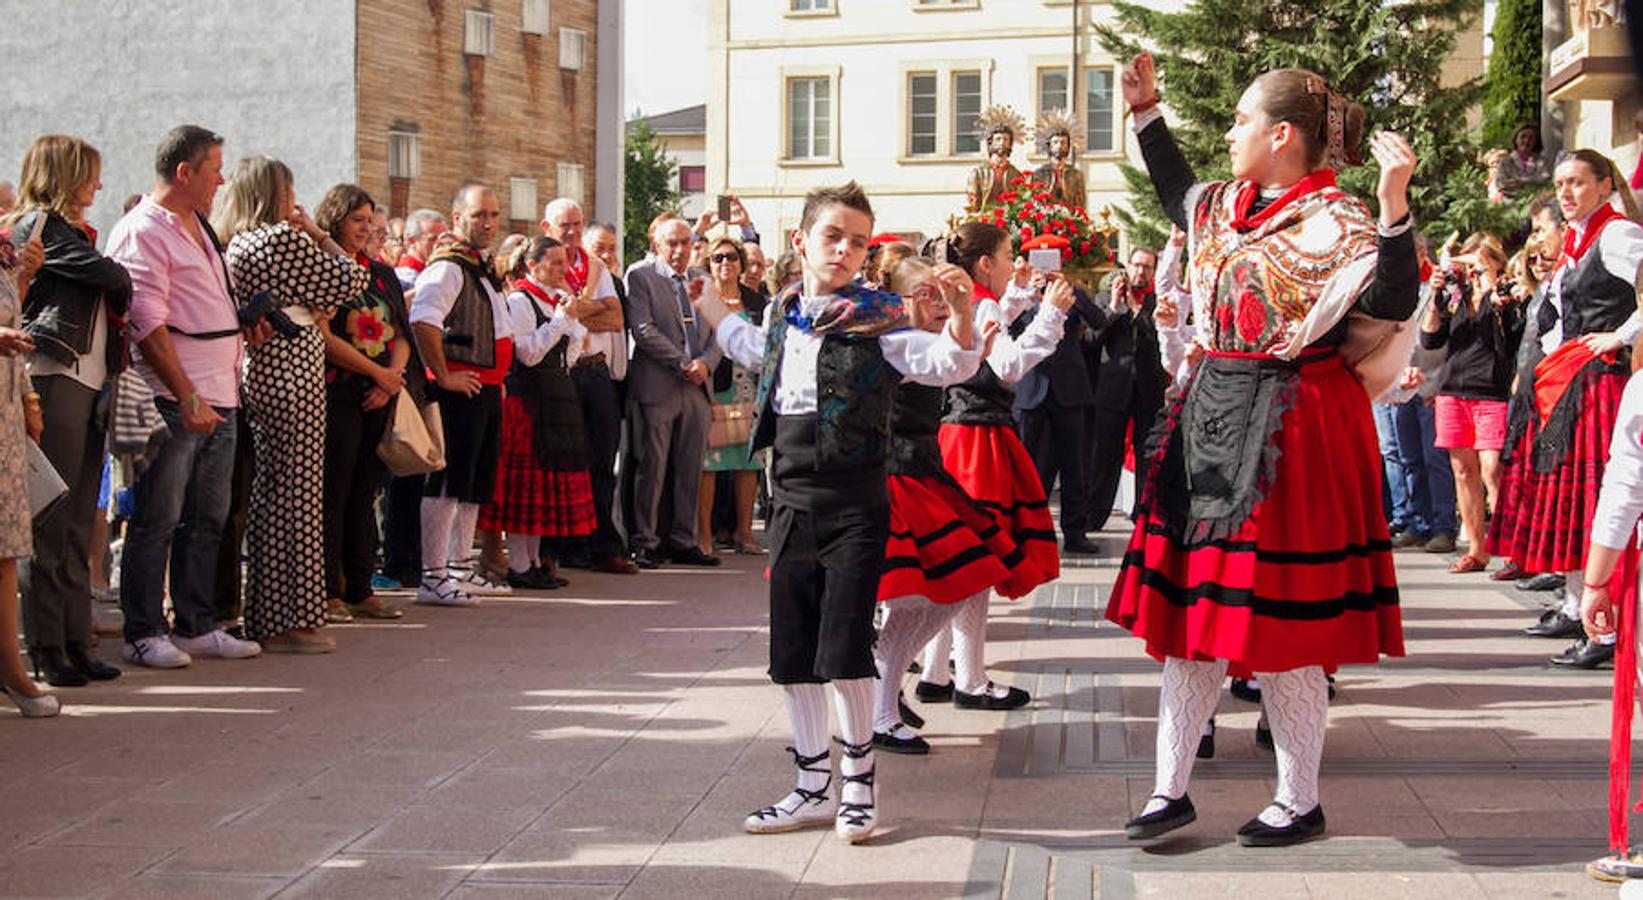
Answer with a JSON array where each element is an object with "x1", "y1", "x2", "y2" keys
[
  {"x1": 506, "y1": 533, "x2": 539, "y2": 574},
  {"x1": 873, "y1": 597, "x2": 960, "y2": 732},
  {"x1": 920, "y1": 623, "x2": 953, "y2": 687},
  {"x1": 1146, "y1": 656, "x2": 1229, "y2": 814},
  {"x1": 1257, "y1": 666, "x2": 1328, "y2": 824},
  {"x1": 419, "y1": 497, "x2": 459, "y2": 580},
  {"x1": 832, "y1": 677, "x2": 876, "y2": 809},
  {"x1": 448, "y1": 502, "x2": 481, "y2": 569},
  {"x1": 951, "y1": 590, "x2": 991, "y2": 694},
  {"x1": 783, "y1": 683, "x2": 831, "y2": 794}
]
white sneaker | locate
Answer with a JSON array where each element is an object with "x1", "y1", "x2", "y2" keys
[
  {"x1": 453, "y1": 565, "x2": 512, "y2": 596},
  {"x1": 417, "y1": 575, "x2": 478, "y2": 607},
  {"x1": 172, "y1": 629, "x2": 263, "y2": 660},
  {"x1": 121, "y1": 636, "x2": 192, "y2": 669}
]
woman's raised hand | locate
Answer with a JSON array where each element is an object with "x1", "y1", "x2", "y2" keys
[
  {"x1": 1121, "y1": 53, "x2": 1159, "y2": 110},
  {"x1": 1369, "y1": 132, "x2": 1417, "y2": 228}
]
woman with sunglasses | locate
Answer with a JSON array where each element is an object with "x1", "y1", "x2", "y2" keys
[{"x1": 695, "y1": 237, "x2": 768, "y2": 556}]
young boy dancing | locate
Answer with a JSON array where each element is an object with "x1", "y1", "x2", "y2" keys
[{"x1": 695, "y1": 182, "x2": 984, "y2": 843}]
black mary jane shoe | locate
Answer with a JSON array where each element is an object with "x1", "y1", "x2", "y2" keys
[
  {"x1": 1229, "y1": 678, "x2": 1261, "y2": 704},
  {"x1": 872, "y1": 726, "x2": 930, "y2": 755},
  {"x1": 530, "y1": 564, "x2": 570, "y2": 589},
  {"x1": 29, "y1": 647, "x2": 89, "y2": 688},
  {"x1": 1236, "y1": 803, "x2": 1326, "y2": 847},
  {"x1": 954, "y1": 682, "x2": 1031, "y2": 710},
  {"x1": 1125, "y1": 794, "x2": 1196, "y2": 840},
  {"x1": 1196, "y1": 718, "x2": 1216, "y2": 760},
  {"x1": 66, "y1": 643, "x2": 120, "y2": 681},
  {"x1": 897, "y1": 692, "x2": 925, "y2": 730},
  {"x1": 1255, "y1": 722, "x2": 1274, "y2": 751},
  {"x1": 914, "y1": 679, "x2": 954, "y2": 703}
]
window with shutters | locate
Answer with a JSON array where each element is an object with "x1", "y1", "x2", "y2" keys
[
  {"x1": 559, "y1": 27, "x2": 586, "y2": 70},
  {"x1": 907, "y1": 73, "x2": 938, "y2": 157},
  {"x1": 387, "y1": 129, "x2": 420, "y2": 180},
  {"x1": 464, "y1": 9, "x2": 494, "y2": 57},
  {"x1": 521, "y1": 0, "x2": 549, "y2": 35}
]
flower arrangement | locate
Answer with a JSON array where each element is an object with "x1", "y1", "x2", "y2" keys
[{"x1": 962, "y1": 175, "x2": 1116, "y2": 272}]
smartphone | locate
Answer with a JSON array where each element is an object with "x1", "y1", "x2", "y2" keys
[
  {"x1": 1027, "y1": 248, "x2": 1062, "y2": 273},
  {"x1": 717, "y1": 195, "x2": 732, "y2": 221},
  {"x1": 27, "y1": 214, "x2": 45, "y2": 244}
]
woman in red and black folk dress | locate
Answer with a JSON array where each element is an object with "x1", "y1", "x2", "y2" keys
[
  {"x1": 478, "y1": 237, "x2": 597, "y2": 589},
  {"x1": 1107, "y1": 54, "x2": 1419, "y2": 847}
]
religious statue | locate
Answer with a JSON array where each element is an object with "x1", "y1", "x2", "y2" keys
[
  {"x1": 965, "y1": 105, "x2": 1026, "y2": 213},
  {"x1": 1030, "y1": 108, "x2": 1087, "y2": 209}
]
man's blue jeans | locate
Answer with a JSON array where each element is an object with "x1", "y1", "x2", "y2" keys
[
  {"x1": 120, "y1": 399, "x2": 238, "y2": 642},
  {"x1": 1372, "y1": 403, "x2": 1410, "y2": 529},
  {"x1": 1392, "y1": 398, "x2": 1456, "y2": 538}
]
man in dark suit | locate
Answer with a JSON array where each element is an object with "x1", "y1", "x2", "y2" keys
[
  {"x1": 624, "y1": 218, "x2": 722, "y2": 569},
  {"x1": 1083, "y1": 247, "x2": 1167, "y2": 534},
  {"x1": 1014, "y1": 283, "x2": 1103, "y2": 554}
]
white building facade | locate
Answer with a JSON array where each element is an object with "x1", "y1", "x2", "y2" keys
[{"x1": 707, "y1": 0, "x2": 1184, "y2": 244}]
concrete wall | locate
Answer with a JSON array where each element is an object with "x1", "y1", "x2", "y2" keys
[{"x1": 0, "y1": 0, "x2": 357, "y2": 241}]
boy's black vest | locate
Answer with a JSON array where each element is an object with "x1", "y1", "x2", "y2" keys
[{"x1": 751, "y1": 310, "x2": 897, "y2": 510}]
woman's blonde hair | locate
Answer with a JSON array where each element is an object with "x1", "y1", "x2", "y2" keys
[
  {"x1": 1459, "y1": 231, "x2": 1507, "y2": 273},
  {"x1": 886, "y1": 256, "x2": 935, "y2": 296},
  {"x1": 8, "y1": 134, "x2": 100, "y2": 228},
  {"x1": 211, "y1": 156, "x2": 293, "y2": 240}
]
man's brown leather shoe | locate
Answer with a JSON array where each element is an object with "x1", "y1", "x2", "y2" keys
[{"x1": 590, "y1": 556, "x2": 640, "y2": 575}]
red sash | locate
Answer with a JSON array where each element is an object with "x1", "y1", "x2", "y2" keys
[
  {"x1": 1533, "y1": 341, "x2": 1617, "y2": 425},
  {"x1": 1556, "y1": 204, "x2": 1623, "y2": 273},
  {"x1": 1229, "y1": 169, "x2": 1338, "y2": 233},
  {"x1": 513, "y1": 276, "x2": 561, "y2": 309},
  {"x1": 396, "y1": 253, "x2": 425, "y2": 273}
]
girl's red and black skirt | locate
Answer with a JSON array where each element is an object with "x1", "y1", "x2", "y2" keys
[
  {"x1": 937, "y1": 422, "x2": 1059, "y2": 597},
  {"x1": 1104, "y1": 351, "x2": 1403, "y2": 673},
  {"x1": 478, "y1": 395, "x2": 596, "y2": 537}
]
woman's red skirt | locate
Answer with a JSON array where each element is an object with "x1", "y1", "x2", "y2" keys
[
  {"x1": 1487, "y1": 368, "x2": 1627, "y2": 574},
  {"x1": 937, "y1": 422, "x2": 1058, "y2": 597},
  {"x1": 880, "y1": 475, "x2": 1016, "y2": 605},
  {"x1": 1104, "y1": 354, "x2": 1403, "y2": 672},
  {"x1": 478, "y1": 396, "x2": 596, "y2": 537}
]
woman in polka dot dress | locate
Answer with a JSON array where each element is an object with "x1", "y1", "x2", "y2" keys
[{"x1": 215, "y1": 157, "x2": 367, "y2": 654}]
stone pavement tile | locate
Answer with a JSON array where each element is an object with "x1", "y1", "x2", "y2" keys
[
  {"x1": 0, "y1": 844, "x2": 170, "y2": 897},
  {"x1": 0, "y1": 774, "x2": 153, "y2": 846},
  {"x1": 980, "y1": 776, "x2": 1132, "y2": 832},
  {"x1": 153, "y1": 823, "x2": 363, "y2": 877},
  {"x1": 272, "y1": 852, "x2": 485, "y2": 900},
  {"x1": 445, "y1": 884, "x2": 620, "y2": 899},
  {"x1": 94, "y1": 873, "x2": 287, "y2": 899},
  {"x1": 802, "y1": 833, "x2": 973, "y2": 890},
  {"x1": 227, "y1": 784, "x2": 420, "y2": 831},
  {"x1": 1314, "y1": 777, "x2": 1427, "y2": 818},
  {"x1": 477, "y1": 788, "x2": 704, "y2": 884},
  {"x1": 1300, "y1": 872, "x2": 1489, "y2": 900},
  {"x1": 1132, "y1": 871, "x2": 1310, "y2": 899},
  {"x1": 619, "y1": 862, "x2": 806, "y2": 899},
  {"x1": 348, "y1": 802, "x2": 542, "y2": 854},
  {"x1": 422, "y1": 767, "x2": 578, "y2": 811},
  {"x1": 295, "y1": 748, "x2": 480, "y2": 794},
  {"x1": 1469, "y1": 871, "x2": 1616, "y2": 899},
  {"x1": 133, "y1": 761, "x2": 325, "y2": 808},
  {"x1": 659, "y1": 774, "x2": 828, "y2": 850},
  {"x1": 1325, "y1": 814, "x2": 1447, "y2": 841},
  {"x1": 42, "y1": 798, "x2": 252, "y2": 849}
]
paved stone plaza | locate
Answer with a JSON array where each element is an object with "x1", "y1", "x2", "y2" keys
[{"x1": 0, "y1": 529, "x2": 1625, "y2": 898}]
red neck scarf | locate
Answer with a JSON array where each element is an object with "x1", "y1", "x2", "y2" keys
[
  {"x1": 396, "y1": 253, "x2": 425, "y2": 272},
  {"x1": 513, "y1": 276, "x2": 561, "y2": 309},
  {"x1": 1229, "y1": 169, "x2": 1338, "y2": 233},
  {"x1": 973, "y1": 282, "x2": 999, "y2": 305},
  {"x1": 1556, "y1": 203, "x2": 1623, "y2": 272},
  {"x1": 564, "y1": 246, "x2": 590, "y2": 294}
]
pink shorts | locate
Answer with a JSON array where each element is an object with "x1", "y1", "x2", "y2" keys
[{"x1": 1433, "y1": 395, "x2": 1508, "y2": 451}]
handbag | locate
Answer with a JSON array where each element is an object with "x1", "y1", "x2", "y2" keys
[
  {"x1": 108, "y1": 368, "x2": 168, "y2": 461},
  {"x1": 25, "y1": 439, "x2": 67, "y2": 519},
  {"x1": 708, "y1": 401, "x2": 756, "y2": 450},
  {"x1": 376, "y1": 387, "x2": 447, "y2": 476}
]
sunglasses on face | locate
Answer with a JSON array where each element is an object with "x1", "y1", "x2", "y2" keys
[{"x1": 710, "y1": 253, "x2": 739, "y2": 265}]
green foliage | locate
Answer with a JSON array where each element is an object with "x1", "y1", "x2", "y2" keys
[
  {"x1": 1481, "y1": 0, "x2": 1543, "y2": 150},
  {"x1": 1094, "y1": 0, "x2": 1495, "y2": 248},
  {"x1": 623, "y1": 117, "x2": 680, "y2": 258}
]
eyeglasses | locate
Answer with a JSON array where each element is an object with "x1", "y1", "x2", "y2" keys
[{"x1": 709, "y1": 253, "x2": 740, "y2": 264}]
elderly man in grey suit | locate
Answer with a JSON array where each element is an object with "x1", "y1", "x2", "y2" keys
[{"x1": 625, "y1": 217, "x2": 723, "y2": 569}]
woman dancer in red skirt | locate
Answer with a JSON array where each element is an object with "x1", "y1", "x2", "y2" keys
[
  {"x1": 1109, "y1": 54, "x2": 1417, "y2": 846},
  {"x1": 873, "y1": 256, "x2": 1075, "y2": 752},
  {"x1": 919, "y1": 221, "x2": 1069, "y2": 712},
  {"x1": 1487, "y1": 151, "x2": 1643, "y2": 670},
  {"x1": 479, "y1": 237, "x2": 597, "y2": 588}
]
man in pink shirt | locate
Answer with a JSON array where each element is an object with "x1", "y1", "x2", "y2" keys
[{"x1": 106, "y1": 125, "x2": 263, "y2": 669}]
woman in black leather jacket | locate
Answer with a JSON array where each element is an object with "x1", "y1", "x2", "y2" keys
[{"x1": 9, "y1": 134, "x2": 131, "y2": 687}]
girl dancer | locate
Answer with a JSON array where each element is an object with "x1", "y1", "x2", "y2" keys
[{"x1": 1108, "y1": 53, "x2": 1417, "y2": 846}]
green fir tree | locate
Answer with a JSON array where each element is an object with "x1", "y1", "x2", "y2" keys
[
  {"x1": 1094, "y1": 0, "x2": 1496, "y2": 250},
  {"x1": 624, "y1": 116, "x2": 681, "y2": 258},
  {"x1": 1481, "y1": 0, "x2": 1543, "y2": 150}
]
